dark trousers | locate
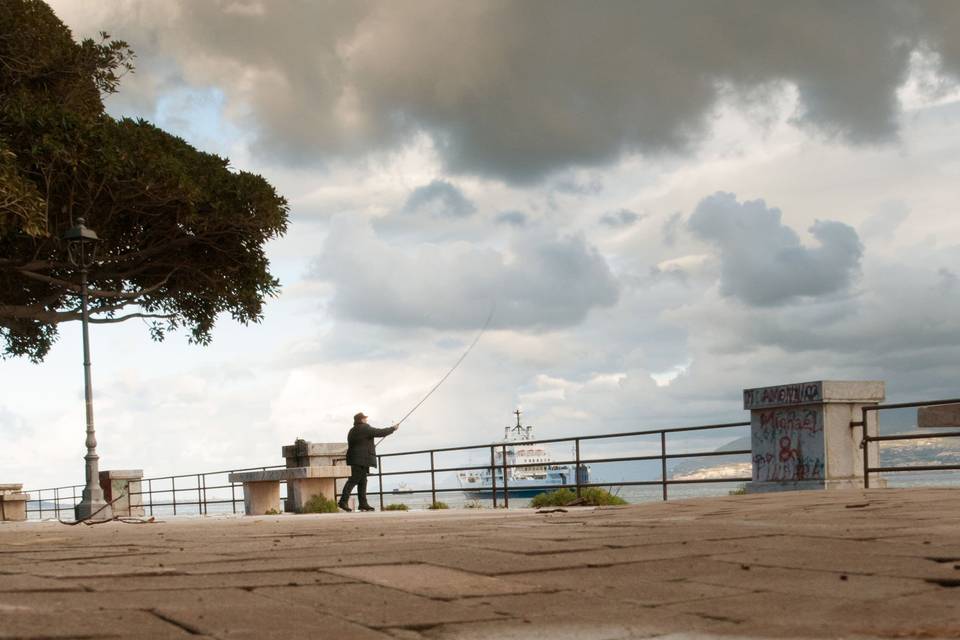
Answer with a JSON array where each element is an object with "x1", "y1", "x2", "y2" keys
[{"x1": 340, "y1": 465, "x2": 370, "y2": 507}]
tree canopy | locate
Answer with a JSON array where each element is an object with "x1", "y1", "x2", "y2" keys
[{"x1": 0, "y1": 0, "x2": 289, "y2": 362}]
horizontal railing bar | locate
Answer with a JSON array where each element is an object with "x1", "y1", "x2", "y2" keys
[
  {"x1": 667, "y1": 477, "x2": 752, "y2": 485},
  {"x1": 370, "y1": 476, "x2": 754, "y2": 497},
  {"x1": 870, "y1": 464, "x2": 960, "y2": 473},
  {"x1": 377, "y1": 421, "x2": 751, "y2": 458},
  {"x1": 868, "y1": 431, "x2": 960, "y2": 442},
  {"x1": 666, "y1": 449, "x2": 752, "y2": 460},
  {"x1": 865, "y1": 398, "x2": 960, "y2": 411}
]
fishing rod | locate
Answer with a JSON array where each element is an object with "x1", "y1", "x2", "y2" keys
[{"x1": 376, "y1": 303, "x2": 496, "y2": 445}]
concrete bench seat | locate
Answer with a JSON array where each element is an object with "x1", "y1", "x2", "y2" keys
[
  {"x1": 228, "y1": 466, "x2": 352, "y2": 515},
  {"x1": 0, "y1": 484, "x2": 30, "y2": 522}
]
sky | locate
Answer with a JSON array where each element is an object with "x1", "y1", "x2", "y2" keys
[{"x1": 4, "y1": 0, "x2": 960, "y2": 490}]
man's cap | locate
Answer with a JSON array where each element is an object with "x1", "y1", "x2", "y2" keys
[{"x1": 354, "y1": 412, "x2": 367, "y2": 421}]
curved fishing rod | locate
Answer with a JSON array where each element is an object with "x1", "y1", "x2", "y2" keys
[{"x1": 376, "y1": 303, "x2": 496, "y2": 445}]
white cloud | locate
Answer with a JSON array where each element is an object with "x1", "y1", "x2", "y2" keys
[
  {"x1": 688, "y1": 192, "x2": 863, "y2": 306},
  {"x1": 311, "y1": 215, "x2": 619, "y2": 330}
]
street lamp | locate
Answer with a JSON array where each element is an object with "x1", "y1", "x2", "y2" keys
[{"x1": 63, "y1": 217, "x2": 112, "y2": 521}]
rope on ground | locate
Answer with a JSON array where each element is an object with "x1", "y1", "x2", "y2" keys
[{"x1": 57, "y1": 490, "x2": 162, "y2": 526}]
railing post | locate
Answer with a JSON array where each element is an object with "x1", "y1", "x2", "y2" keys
[
  {"x1": 196, "y1": 474, "x2": 202, "y2": 515},
  {"x1": 501, "y1": 444, "x2": 509, "y2": 508},
  {"x1": 147, "y1": 478, "x2": 153, "y2": 517},
  {"x1": 490, "y1": 446, "x2": 497, "y2": 508},
  {"x1": 430, "y1": 451, "x2": 437, "y2": 506},
  {"x1": 661, "y1": 431, "x2": 668, "y2": 501},
  {"x1": 230, "y1": 478, "x2": 237, "y2": 514},
  {"x1": 54, "y1": 487, "x2": 60, "y2": 519},
  {"x1": 575, "y1": 439, "x2": 582, "y2": 498},
  {"x1": 171, "y1": 476, "x2": 177, "y2": 516},
  {"x1": 862, "y1": 406, "x2": 870, "y2": 489},
  {"x1": 378, "y1": 455, "x2": 384, "y2": 511}
]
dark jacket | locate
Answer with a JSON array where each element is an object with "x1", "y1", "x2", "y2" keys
[{"x1": 346, "y1": 422, "x2": 397, "y2": 468}]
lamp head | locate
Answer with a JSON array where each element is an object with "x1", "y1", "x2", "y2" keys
[{"x1": 63, "y1": 217, "x2": 99, "y2": 268}]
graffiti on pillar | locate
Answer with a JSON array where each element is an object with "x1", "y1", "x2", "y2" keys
[
  {"x1": 743, "y1": 381, "x2": 822, "y2": 410},
  {"x1": 751, "y1": 407, "x2": 825, "y2": 481}
]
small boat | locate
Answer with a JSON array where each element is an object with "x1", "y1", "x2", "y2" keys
[
  {"x1": 458, "y1": 410, "x2": 589, "y2": 499},
  {"x1": 392, "y1": 482, "x2": 414, "y2": 495}
]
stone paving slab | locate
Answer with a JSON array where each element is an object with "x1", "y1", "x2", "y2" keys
[
  {"x1": 0, "y1": 609, "x2": 195, "y2": 638},
  {"x1": 152, "y1": 604, "x2": 391, "y2": 639},
  {"x1": 77, "y1": 568, "x2": 354, "y2": 591},
  {"x1": 1, "y1": 487, "x2": 959, "y2": 639},
  {"x1": 255, "y1": 583, "x2": 507, "y2": 628},
  {"x1": 325, "y1": 564, "x2": 534, "y2": 598},
  {"x1": 505, "y1": 564, "x2": 751, "y2": 605}
]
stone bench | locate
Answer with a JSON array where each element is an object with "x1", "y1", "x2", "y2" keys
[
  {"x1": 228, "y1": 466, "x2": 352, "y2": 515},
  {"x1": 0, "y1": 484, "x2": 30, "y2": 522}
]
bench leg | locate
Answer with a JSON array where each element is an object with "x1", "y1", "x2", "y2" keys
[
  {"x1": 242, "y1": 481, "x2": 281, "y2": 515},
  {"x1": 288, "y1": 478, "x2": 336, "y2": 512}
]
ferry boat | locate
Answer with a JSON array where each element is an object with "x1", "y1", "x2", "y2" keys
[{"x1": 458, "y1": 410, "x2": 589, "y2": 499}]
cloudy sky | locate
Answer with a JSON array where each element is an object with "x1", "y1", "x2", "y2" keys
[{"x1": 5, "y1": 0, "x2": 960, "y2": 489}]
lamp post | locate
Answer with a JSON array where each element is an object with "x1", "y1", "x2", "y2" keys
[{"x1": 63, "y1": 217, "x2": 112, "y2": 521}]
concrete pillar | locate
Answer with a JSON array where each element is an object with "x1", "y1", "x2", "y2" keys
[
  {"x1": 288, "y1": 477, "x2": 337, "y2": 512},
  {"x1": 744, "y1": 381, "x2": 886, "y2": 492},
  {"x1": 281, "y1": 441, "x2": 348, "y2": 468},
  {"x1": 0, "y1": 484, "x2": 29, "y2": 521},
  {"x1": 99, "y1": 470, "x2": 144, "y2": 517},
  {"x1": 243, "y1": 481, "x2": 281, "y2": 515}
]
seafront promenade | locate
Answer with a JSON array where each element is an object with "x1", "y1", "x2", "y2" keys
[{"x1": 1, "y1": 487, "x2": 958, "y2": 639}]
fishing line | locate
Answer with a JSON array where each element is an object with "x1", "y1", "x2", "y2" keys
[{"x1": 377, "y1": 303, "x2": 496, "y2": 444}]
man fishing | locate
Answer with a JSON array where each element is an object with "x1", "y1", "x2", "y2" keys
[{"x1": 338, "y1": 413, "x2": 398, "y2": 512}]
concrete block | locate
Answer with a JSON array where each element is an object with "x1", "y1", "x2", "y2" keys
[
  {"x1": 228, "y1": 466, "x2": 351, "y2": 483},
  {"x1": 744, "y1": 380, "x2": 886, "y2": 492},
  {"x1": 241, "y1": 481, "x2": 280, "y2": 516},
  {"x1": 287, "y1": 477, "x2": 336, "y2": 512},
  {"x1": 281, "y1": 441, "x2": 348, "y2": 468},
  {"x1": 0, "y1": 491, "x2": 29, "y2": 521},
  {"x1": 99, "y1": 469, "x2": 144, "y2": 517}
]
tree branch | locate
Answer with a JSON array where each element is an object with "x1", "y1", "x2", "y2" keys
[
  {"x1": 88, "y1": 312, "x2": 176, "y2": 324},
  {"x1": 15, "y1": 267, "x2": 178, "y2": 299}
]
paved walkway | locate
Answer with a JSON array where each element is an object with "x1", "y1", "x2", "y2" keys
[{"x1": 0, "y1": 488, "x2": 958, "y2": 639}]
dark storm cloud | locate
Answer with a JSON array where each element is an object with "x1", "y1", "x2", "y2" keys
[
  {"x1": 75, "y1": 0, "x2": 960, "y2": 183},
  {"x1": 312, "y1": 217, "x2": 619, "y2": 330},
  {"x1": 553, "y1": 177, "x2": 604, "y2": 196},
  {"x1": 402, "y1": 180, "x2": 476, "y2": 218},
  {"x1": 600, "y1": 209, "x2": 645, "y2": 228},
  {"x1": 688, "y1": 192, "x2": 863, "y2": 307},
  {"x1": 496, "y1": 210, "x2": 528, "y2": 227}
]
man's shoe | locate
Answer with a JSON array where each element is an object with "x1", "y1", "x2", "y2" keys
[
  {"x1": 358, "y1": 505, "x2": 375, "y2": 512},
  {"x1": 338, "y1": 501, "x2": 352, "y2": 512}
]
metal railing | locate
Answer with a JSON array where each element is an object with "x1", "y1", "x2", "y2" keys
[
  {"x1": 24, "y1": 464, "x2": 287, "y2": 520},
  {"x1": 26, "y1": 420, "x2": 752, "y2": 518},
  {"x1": 853, "y1": 399, "x2": 960, "y2": 488},
  {"x1": 363, "y1": 420, "x2": 752, "y2": 509},
  {"x1": 23, "y1": 400, "x2": 960, "y2": 520}
]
